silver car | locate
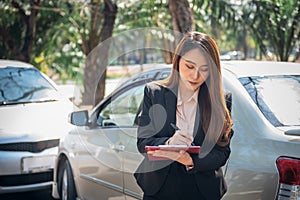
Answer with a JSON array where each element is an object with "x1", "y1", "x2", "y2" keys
[
  {"x1": 0, "y1": 60, "x2": 75, "y2": 194},
  {"x1": 52, "y1": 61, "x2": 300, "y2": 200}
]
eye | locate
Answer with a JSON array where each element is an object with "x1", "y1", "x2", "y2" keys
[
  {"x1": 186, "y1": 64, "x2": 194, "y2": 70},
  {"x1": 199, "y1": 67, "x2": 209, "y2": 72}
]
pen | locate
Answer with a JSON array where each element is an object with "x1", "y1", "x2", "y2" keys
[
  {"x1": 170, "y1": 123, "x2": 195, "y2": 146},
  {"x1": 170, "y1": 123, "x2": 180, "y2": 131}
]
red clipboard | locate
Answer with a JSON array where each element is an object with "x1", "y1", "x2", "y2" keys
[{"x1": 145, "y1": 145, "x2": 200, "y2": 161}]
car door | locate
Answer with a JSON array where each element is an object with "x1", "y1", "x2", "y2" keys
[
  {"x1": 73, "y1": 125, "x2": 125, "y2": 200},
  {"x1": 116, "y1": 85, "x2": 145, "y2": 200},
  {"x1": 98, "y1": 83, "x2": 146, "y2": 199},
  {"x1": 73, "y1": 83, "x2": 144, "y2": 200},
  {"x1": 73, "y1": 114, "x2": 126, "y2": 199}
]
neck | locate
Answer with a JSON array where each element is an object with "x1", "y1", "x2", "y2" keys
[{"x1": 178, "y1": 81, "x2": 194, "y2": 101}]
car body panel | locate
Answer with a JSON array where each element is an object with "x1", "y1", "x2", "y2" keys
[
  {"x1": 58, "y1": 127, "x2": 127, "y2": 199},
  {"x1": 221, "y1": 64, "x2": 300, "y2": 199},
  {"x1": 222, "y1": 60, "x2": 300, "y2": 77},
  {"x1": 0, "y1": 101, "x2": 72, "y2": 144},
  {"x1": 0, "y1": 59, "x2": 75, "y2": 194},
  {"x1": 53, "y1": 61, "x2": 300, "y2": 200}
]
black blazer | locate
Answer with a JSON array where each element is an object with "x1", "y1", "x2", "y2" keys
[{"x1": 134, "y1": 82, "x2": 232, "y2": 199}]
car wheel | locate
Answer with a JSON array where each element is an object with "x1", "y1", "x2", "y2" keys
[{"x1": 60, "y1": 159, "x2": 77, "y2": 200}]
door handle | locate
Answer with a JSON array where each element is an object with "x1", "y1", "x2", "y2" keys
[{"x1": 111, "y1": 144, "x2": 125, "y2": 151}]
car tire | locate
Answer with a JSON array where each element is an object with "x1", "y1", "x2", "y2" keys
[{"x1": 59, "y1": 159, "x2": 77, "y2": 200}]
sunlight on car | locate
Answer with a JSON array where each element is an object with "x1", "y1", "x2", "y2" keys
[
  {"x1": 0, "y1": 60, "x2": 75, "y2": 195},
  {"x1": 247, "y1": 75, "x2": 300, "y2": 126},
  {"x1": 51, "y1": 61, "x2": 300, "y2": 200},
  {"x1": 259, "y1": 76, "x2": 300, "y2": 125}
]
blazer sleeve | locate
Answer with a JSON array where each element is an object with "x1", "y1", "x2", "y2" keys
[
  {"x1": 189, "y1": 144, "x2": 231, "y2": 172},
  {"x1": 136, "y1": 84, "x2": 170, "y2": 154}
]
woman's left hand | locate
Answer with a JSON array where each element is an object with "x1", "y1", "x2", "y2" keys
[{"x1": 148, "y1": 150, "x2": 193, "y2": 166}]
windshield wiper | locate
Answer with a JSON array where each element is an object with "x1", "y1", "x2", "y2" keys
[
  {"x1": 31, "y1": 99, "x2": 58, "y2": 103},
  {"x1": 0, "y1": 99, "x2": 58, "y2": 106},
  {"x1": 0, "y1": 100, "x2": 27, "y2": 106}
]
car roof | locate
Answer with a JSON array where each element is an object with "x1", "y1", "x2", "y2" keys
[
  {"x1": 125, "y1": 61, "x2": 300, "y2": 85},
  {"x1": 0, "y1": 59, "x2": 34, "y2": 69},
  {"x1": 119, "y1": 64, "x2": 172, "y2": 87},
  {"x1": 222, "y1": 61, "x2": 300, "y2": 78}
]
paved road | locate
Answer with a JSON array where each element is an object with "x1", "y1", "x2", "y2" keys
[{"x1": 0, "y1": 188, "x2": 54, "y2": 200}]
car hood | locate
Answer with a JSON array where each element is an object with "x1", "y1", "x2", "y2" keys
[{"x1": 0, "y1": 100, "x2": 75, "y2": 144}]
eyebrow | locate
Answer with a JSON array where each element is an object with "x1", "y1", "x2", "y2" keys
[
  {"x1": 185, "y1": 59, "x2": 196, "y2": 65},
  {"x1": 185, "y1": 59, "x2": 208, "y2": 67}
]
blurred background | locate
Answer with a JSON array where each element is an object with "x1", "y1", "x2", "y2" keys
[{"x1": 1, "y1": 0, "x2": 299, "y2": 107}]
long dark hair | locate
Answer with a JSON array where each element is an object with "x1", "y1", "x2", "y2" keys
[{"x1": 157, "y1": 31, "x2": 232, "y2": 146}]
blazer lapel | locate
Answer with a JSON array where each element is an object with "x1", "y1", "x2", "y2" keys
[
  {"x1": 162, "y1": 84, "x2": 205, "y2": 145},
  {"x1": 164, "y1": 86, "x2": 177, "y2": 134}
]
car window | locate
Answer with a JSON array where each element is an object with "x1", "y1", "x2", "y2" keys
[
  {"x1": 99, "y1": 84, "x2": 145, "y2": 127},
  {"x1": 239, "y1": 75, "x2": 300, "y2": 126},
  {"x1": 0, "y1": 67, "x2": 58, "y2": 104}
]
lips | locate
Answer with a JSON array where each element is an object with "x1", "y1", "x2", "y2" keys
[{"x1": 188, "y1": 81, "x2": 198, "y2": 86}]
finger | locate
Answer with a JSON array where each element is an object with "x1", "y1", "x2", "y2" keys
[
  {"x1": 170, "y1": 133, "x2": 193, "y2": 145},
  {"x1": 154, "y1": 150, "x2": 180, "y2": 159},
  {"x1": 170, "y1": 136, "x2": 185, "y2": 145},
  {"x1": 178, "y1": 136, "x2": 193, "y2": 146},
  {"x1": 176, "y1": 131, "x2": 192, "y2": 141},
  {"x1": 152, "y1": 152, "x2": 172, "y2": 159},
  {"x1": 179, "y1": 132, "x2": 193, "y2": 141},
  {"x1": 179, "y1": 150, "x2": 185, "y2": 154}
]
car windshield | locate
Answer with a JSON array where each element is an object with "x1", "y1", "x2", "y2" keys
[
  {"x1": 0, "y1": 67, "x2": 59, "y2": 104},
  {"x1": 240, "y1": 75, "x2": 300, "y2": 127}
]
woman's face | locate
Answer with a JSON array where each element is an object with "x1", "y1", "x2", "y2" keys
[{"x1": 179, "y1": 48, "x2": 210, "y2": 91}]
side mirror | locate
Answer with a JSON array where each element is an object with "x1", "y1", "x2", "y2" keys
[{"x1": 69, "y1": 110, "x2": 89, "y2": 126}]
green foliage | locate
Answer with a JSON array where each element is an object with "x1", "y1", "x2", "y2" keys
[
  {"x1": 242, "y1": 0, "x2": 300, "y2": 61},
  {"x1": 1, "y1": 0, "x2": 299, "y2": 87},
  {"x1": 34, "y1": 1, "x2": 86, "y2": 83},
  {"x1": 191, "y1": 0, "x2": 243, "y2": 52},
  {"x1": 0, "y1": 0, "x2": 86, "y2": 83},
  {"x1": 112, "y1": 0, "x2": 173, "y2": 64},
  {"x1": 116, "y1": 0, "x2": 172, "y2": 31},
  {"x1": 190, "y1": 0, "x2": 299, "y2": 61}
]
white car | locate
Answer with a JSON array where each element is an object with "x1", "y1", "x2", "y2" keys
[
  {"x1": 52, "y1": 61, "x2": 300, "y2": 200},
  {"x1": 0, "y1": 60, "x2": 75, "y2": 194},
  {"x1": 220, "y1": 51, "x2": 245, "y2": 61}
]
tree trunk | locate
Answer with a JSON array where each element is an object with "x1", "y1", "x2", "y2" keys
[
  {"x1": 168, "y1": 0, "x2": 194, "y2": 45},
  {"x1": 9, "y1": 0, "x2": 41, "y2": 62},
  {"x1": 160, "y1": 28, "x2": 174, "y2": 64},
  {"x1": 94, "y1": 0, "x2": 117, "y2": 106},
  {"x1": 81, "y1": 0, "x2": 117, "y2": 106}
]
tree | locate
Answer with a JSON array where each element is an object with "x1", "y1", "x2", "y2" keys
[
  {"x1": 65, "y1": 0, "x2": 117, "y2": 106},
  {"x1": 0, "y1": 0, "x2": 84, "y2": 82},
  {"x1": 168, "y1": 0, "x2": 194, "y2": 43},
  {"x1": 116, "y1": 0, "x2": 174, "y2": 64},
  {"x1": 243, "y1": 0, "x2": 300, "y2": 61},
  {"x1": 191, "y1": 0, "x2": 244, "y2": 53},
  {"x1": 0, "y1": 0, "x2": 62, "y2": 63},
  {"x1": 92, "y1": 0, "x2": 118, "y2": 106}
]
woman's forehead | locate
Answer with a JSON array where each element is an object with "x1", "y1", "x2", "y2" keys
[{"x1": 181, "y1": 49, "x2": 208, "y2": 66}]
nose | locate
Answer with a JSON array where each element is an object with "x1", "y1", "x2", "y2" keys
[{"x1": 191, "y1": 69, "x2": 200, "y2": 80}]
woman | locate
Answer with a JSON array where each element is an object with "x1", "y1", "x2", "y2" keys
[{"x1": 134, "y1": 31, "x2": 234, "y2": 200}]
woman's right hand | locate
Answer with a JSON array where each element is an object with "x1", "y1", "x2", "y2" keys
[{"x1": 167, "y1": 130, "x2": 194, "y2": 146}]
